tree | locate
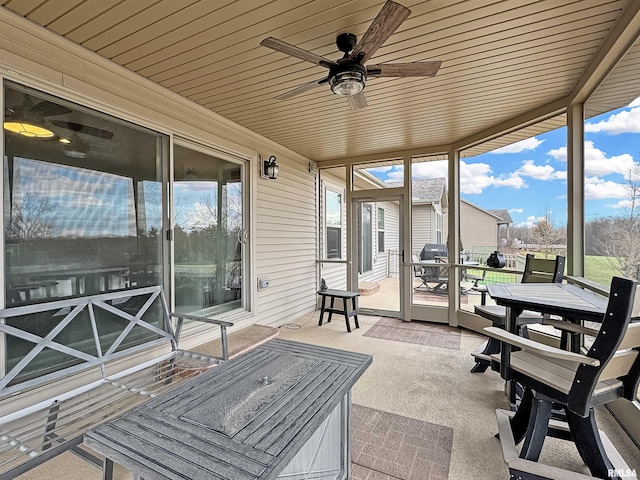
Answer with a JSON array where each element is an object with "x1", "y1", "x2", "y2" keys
[
  {"x1": 10, "y1": 193, "x2": 54, "y2": 240},
  {"x1": 529, "y1": 206, "x2": 566, "y2": 257},
  {"x1": 592, "y1": 167, "x2": 640, "y2": 280}
]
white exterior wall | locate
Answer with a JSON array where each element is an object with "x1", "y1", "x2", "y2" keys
[
  {"x1": 0, "y1": 11, "x2": 318, "y2": 340},
  {"x1": 460, "y1": 201, "x2": 498, "y2": 253},
  {"x1": 412, "y1": 203, "x2": 434, "y2": 255},
  {"x1": 256, "y1": 157, "x2": 318, "y2": 326},
  {"x1": 360, "y1": 200, "x2": 400, "y2": 284}
]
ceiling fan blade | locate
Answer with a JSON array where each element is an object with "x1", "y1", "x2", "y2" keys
[
  {"x1": 347, "y1": 92, "x2": 368, "y2": 111},
  {"x1": 348, "y1": 1, "x2": 411, "y2": 64},
  {"x1": 260, "y1": 37, "x2": 337, "y2": 68},
  {"x1": 50, "y1": 120, "x2": 114, "y2": 139},
  {"x1": 30, "y1": 100, "x2": 72, "y2": 117},
  {"x1": 367, "y1": 61, "x2": 442, "y2": 77},
  {"x1": 275, "y1": 77, "x2": 329, "y2": 100}
]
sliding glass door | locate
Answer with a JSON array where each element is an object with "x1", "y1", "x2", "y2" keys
[{"x1": 172, "y1": 143, "x2": 245, "y2": 315}]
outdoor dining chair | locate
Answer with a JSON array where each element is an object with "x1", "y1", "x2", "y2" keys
[
  {"x1": 471, "y1": 254, "x2": 566, "y2": 373},
  {"x1": 484, "y1": 276, "x2": 639, "y2": 479}
]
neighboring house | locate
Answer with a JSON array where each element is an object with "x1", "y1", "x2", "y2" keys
[
  {"x1": 409, "y1": 178, "x2": 448, "y2": 254},
  {"x1": 487, "y1": 209, "x2": 514, "y2": 249},
  {"x1": 460, "y1": 200, "x2": 504, "y2": 254},
  {"x1": 410, "y1": 180, "x2": 513, "y2": 256}
]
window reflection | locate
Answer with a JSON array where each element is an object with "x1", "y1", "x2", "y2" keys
[
  {"x1": 3, "y1": 81, "x2": 166, "y2": 381},
  {"x1": 3, "y1": 81, "x2": 164, "y2": 305},
  {"x1": 173, "y1": 144, "x2": 243, "y2": 314}
]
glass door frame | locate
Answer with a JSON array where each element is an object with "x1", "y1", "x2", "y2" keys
[
  {"x1": 349, "y1": 191, "x2": 405, "y2": 319},
  {"x1": 170, "y1": 138, "x2": 251, "y2": 317}
]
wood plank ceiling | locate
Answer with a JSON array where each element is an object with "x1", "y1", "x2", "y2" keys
[{"x1": 1, "y1": 0, "x2": 639, "y2": 163}]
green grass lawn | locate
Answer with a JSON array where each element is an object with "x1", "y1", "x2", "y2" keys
[
  {"x1": 470, "y1": 254, "x2": 621, "y2": 287},
  {"x1": 584, "y1": 255, "x2": 620, "y2": 287}
]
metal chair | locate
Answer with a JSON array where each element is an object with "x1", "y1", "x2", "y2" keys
[
  {"x1": 485, "y1": 276, "x2": 639, "y2": 479},
  {"x1": 471, "y1": 254, "x2": 566, "y2": 373}
]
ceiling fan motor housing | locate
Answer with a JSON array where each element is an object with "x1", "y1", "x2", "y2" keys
[{"x1": 336, "y1": 33, "x2": 358, "y2": 54}]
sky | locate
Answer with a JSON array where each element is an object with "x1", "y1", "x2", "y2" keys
[{"x1": 367, "y1": 98, "x2": 640, "y2": 228}]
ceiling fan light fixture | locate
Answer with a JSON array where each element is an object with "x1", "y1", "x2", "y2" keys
[
  {"x1": 330, "y1": 71, "x2": 365, "y2": 96},
  {"x1": 63, "y1": 133, "x2": 88, "y2": 158},
  {"x1": 3, "y1": 120, "x2": 54, "y2": 138}
]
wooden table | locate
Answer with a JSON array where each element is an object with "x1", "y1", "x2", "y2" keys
[
  {"x1": 317, "y1": 289, "x2": 360, "y2": 332},
  {"x1": 487, "y1": 283, "x2": 608, "y2": 405},
  {"x1": 85, "y1": 339, "x2": 372, "y2": 480}
]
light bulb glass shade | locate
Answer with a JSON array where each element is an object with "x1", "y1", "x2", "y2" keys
[
  {"x1": 267, "y1": 163, "x2": 279, "y2": 179},
  {"x1": 330, "y1": 71, "x2": 365, "y2": 96},
  {"x1": 4, "y1": 121, "x2": 54, "y2": 138}
]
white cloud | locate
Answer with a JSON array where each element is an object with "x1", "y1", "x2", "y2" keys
[
  {"x1": 412, "y1": 161, "x2": 448, "y2": 180},
  {"x1": 585, "y1": 106, "x2": 640, "y2": 134},
  {"x1": 629, "y1": 97, "x2": 640, "y2": 108},
  {"x1": 516, "y1": 160, "x2": 563, "y2": 180},
  {"x1": 492, "y1": 172, "x2": 526, "y2": 189},
  {"x1": 367, "y1": 166, "x2": 395, "y2": 175},
  {"x1": 584, "y1": 177, "x2": 629, "y2": 200},
  {"x1": 515, "y1": 215, "x2": 539, "y2": 227},
  {"x1": 608, "y1": 199, "x2": 633, "y2": 209},
  {"x1": 490, "y1": 137, "x2": 544, "y2": 154},
  {"x1": 547, "y1": 141, "x2": 637, "y2": 177},
  {"x1": 508, "y1": 208, "x2": 523, "y2": 213}
]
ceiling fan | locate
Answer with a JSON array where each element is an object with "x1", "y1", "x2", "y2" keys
[
  {"x1": 3, "y1": 96, "x2": 71, "y2": 138},
  {"x1": 5, "y1": 95, "x2": 114, "y2": 141},
  {"x1": 50, "y1": 120, "x2": 114, "y2": 140},
  {"x1": 260, "y1": 0, "x2": 441, "y2": 111}
]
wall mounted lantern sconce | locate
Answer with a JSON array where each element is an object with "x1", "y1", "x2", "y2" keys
[{"x1": 261, "y1": 155, "x2": 279, "y2": 180}]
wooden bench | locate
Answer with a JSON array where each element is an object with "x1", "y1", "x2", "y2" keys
[{"x1": 0, "y1": 285, "x2": 233, "y2": 479}]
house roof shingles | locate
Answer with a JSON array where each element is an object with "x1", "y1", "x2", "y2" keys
[
  {"x1": 487, "y1": 209, "x2": 513, "y2": 225},
  {"x1": 410, "y1": 178, "x2": 446, "y2": 202}
]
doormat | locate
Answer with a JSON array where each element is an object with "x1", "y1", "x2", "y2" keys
[
  {"x1": 362, "y1": 317, "x2": 461, "y2": 350},
  {"x1": 351, "y1": 404, "x2": 452, "y2": 480}
]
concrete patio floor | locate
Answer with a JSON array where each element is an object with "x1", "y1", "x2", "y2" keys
[{"x1": 15, "y1": 314, "x2": 639, "y2": 479}]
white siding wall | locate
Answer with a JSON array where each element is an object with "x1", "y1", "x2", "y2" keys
[
  {"x1": 360, "y1": 200, "x2": 400, "y2": 283},
  {"x1": 460, "y1": 202, "x2": 498, "y2": 252},
  {"x1": 412, "y1": 204, "x2": 434, "y2": 255},
  {"x1": 256, "y1": 155, "x2": 318, "y2": 326},
  {"x1": 0, "y1": 13, "x2": 319, "y2": 338}
]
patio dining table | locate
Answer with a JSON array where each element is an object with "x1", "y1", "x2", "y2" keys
[{"x1": 486, "y1": 282, "x2": 608, "y2": 405}]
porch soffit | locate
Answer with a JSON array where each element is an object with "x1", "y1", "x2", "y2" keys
[{"x1": 1, "y1": 0, "x2": 639, "y2": 163}]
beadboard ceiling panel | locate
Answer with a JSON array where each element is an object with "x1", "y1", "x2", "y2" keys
[{"x1": 2, "y1": 0, "x2": 639, "y2": 163}]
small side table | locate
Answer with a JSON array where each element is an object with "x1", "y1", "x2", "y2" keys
[{"x1": 317, "y1": 289, "x2": 360, "y2": 332}]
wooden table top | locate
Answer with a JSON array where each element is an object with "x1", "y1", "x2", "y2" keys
[
  {"x1": 85, "y1": 339, "x2": 371, "y2": 480},
  {"x1": 486, "y1": 283, "x2": 608, "y2": 322}
]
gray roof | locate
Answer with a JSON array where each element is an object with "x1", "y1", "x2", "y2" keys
[
  {"x1": 488, "y1": 209, "x2": 513, "y2": 224},
  {"x1": 410, "y1": 178, "x2": 446, "y2": 202}
]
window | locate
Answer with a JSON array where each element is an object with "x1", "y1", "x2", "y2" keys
[
  {"x1": 173, "y1": 144, "x2": 245, "y2": 315},
  {"x1": 360, "y1": 203, "x2": 373, "y2": 273},
  {"x1": 436, "y1": 213, "x2": 443, "y2": 244},
  {"x1": 326, "y1": 190, "x2": 342, "y2": 259},
  {"x1": 3, "y1": 81, "x2": 166, "y2": 380},
  {"x1": 377, "y1": 207, "x2": 385, "y2": 253}
]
